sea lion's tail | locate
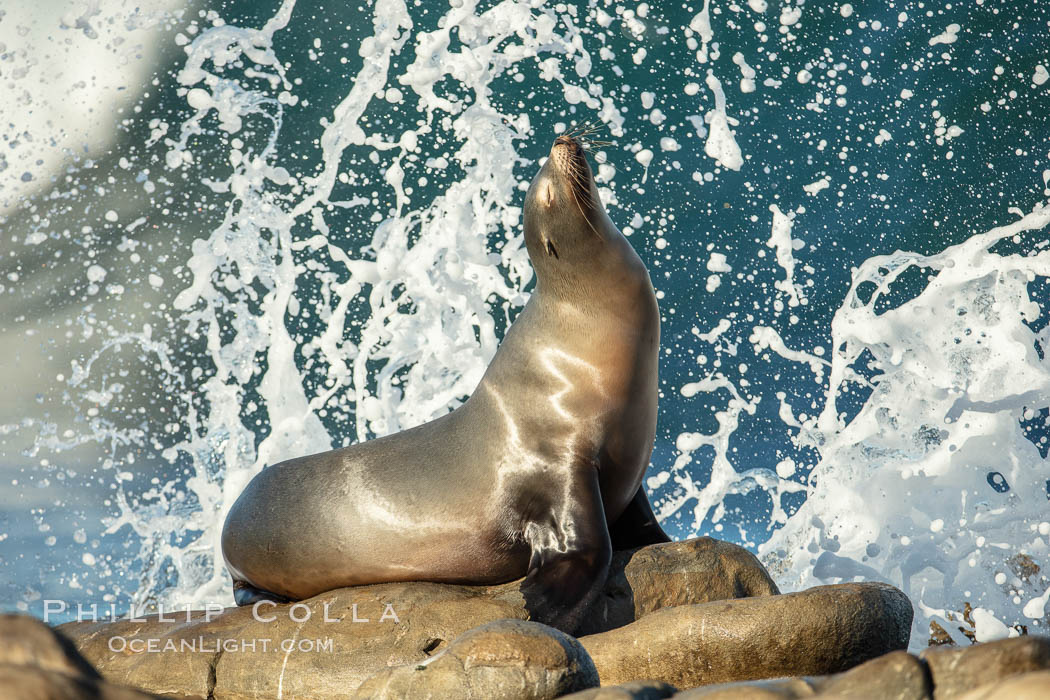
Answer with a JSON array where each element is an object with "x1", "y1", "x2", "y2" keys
[{"x1": 232, "y1": 579, "x2": 290, "y2": 607}]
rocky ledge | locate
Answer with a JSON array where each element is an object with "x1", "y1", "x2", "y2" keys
[{"x1": 1, "y1": 537, "x2": 1046, "y2": 699}]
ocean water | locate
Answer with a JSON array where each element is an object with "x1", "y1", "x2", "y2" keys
[{"x1": 1, "y1": 0, "x2": 1048, "y2": 650}]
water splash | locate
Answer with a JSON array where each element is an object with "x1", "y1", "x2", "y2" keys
[
  {"x1": 656, "y1": 203, "x2": 1050, "y2": 646},
  {"x1": 763, "y1": 205, "x2": 1050, "y2": 646}
]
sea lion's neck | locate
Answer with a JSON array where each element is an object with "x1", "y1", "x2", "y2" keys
[{"x1": 533, "y1": 229, "x2": 655, "y2": 319}]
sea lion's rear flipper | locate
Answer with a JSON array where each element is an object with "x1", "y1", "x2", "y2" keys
[
  {"x1": 232, "y1": 580, "x2": 290, "y2": 607},
  {"x1": 520, "y1": 461, "x2": 612, "y2": 634},
  {"x1": 608, "y1": 485, "x2": 672, "y2": 550}
]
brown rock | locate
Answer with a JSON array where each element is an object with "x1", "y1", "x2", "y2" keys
[
  {"x1": 672, "y1": 677, "x2": 816, "y2": 699},
  {"x1": 62, "y1": 603, "x2": 256, "y2": 699},
  {"x1": 671, "y1": 650, "x2": 930, "y2": 699},
  {"x1": 1007, "y1": 554, "x2": 1041, "y2": 583},
  {"x1": 920, "y1": 636, "x2": 1050, "y2": 700},
  {"x1": 580, "y1": 582, "x2": 913, "y2": 688},
  {"x1": 578, "y1": 537, "x2": 779, "y2": 636},
  {"x1": 561, "y1": 679, "x2": 680, "y2": 699},
  {"x1": 953, "y1": 671, "x2": 1050, "y2": 700},
  {"x1": 61, "y1": 537, "x2": 776, "y2": 698},
  {"x1": 928, "y1": 621, "x2": 954, "y2": 647},
  {"x1": 217, "y1": 581, "x2": 532, "y2": 699},
  {"x1": 0, "y1": 664, "x2": 162, "y2": 700},
  {"x1": 812, "y1": 650, "x2": 930, "y2": 699},
  {"x1": 64, "y1": 581, "x2": 524, "y2": 699},
  {"x1": 0, "y1": 614, "x2": 162, "y2": 699},
  {"x1": 350, "y1": 619, "x2": 597, "y2": 699},
  {"x1": 0, "y1": 613, "x2": 100, "y2": 679}
]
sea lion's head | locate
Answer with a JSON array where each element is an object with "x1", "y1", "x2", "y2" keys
[{"x1": 523, "y1": 135, "x2": 610, "y2": 278}]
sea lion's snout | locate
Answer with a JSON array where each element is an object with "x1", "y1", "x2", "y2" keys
[
  {"x1": 529, "y1": 137, "x2": 584, "y2": 210},
  {"x1": 550, "y1": 136, "x2": 583, "y2": 173},
  {"x1": 547, "y1": 135, "x2": 595, "y2": 207}
]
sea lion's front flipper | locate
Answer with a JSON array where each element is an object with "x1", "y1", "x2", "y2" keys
[
  {"x1": 608, "y1": 485, "x2": 672, "y2": 550},
  {"x1": 520, "y1": 461, "x2": 612, "y2": 634}
]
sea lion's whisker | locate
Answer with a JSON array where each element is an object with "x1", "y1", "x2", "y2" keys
[
  {"x1": 577, "y1": 120, "x2": 608, "y2": 139},
  {"x1": 583, "y1": 119, "x2": 604, "y2": 134},
  {"x1": 565, "y1": 119, "x2": 605, "y2": 141},
  {"x1": 567, "y1": 161, "x2": 591, "y2": 197},
  {"x1": 570, "y1": 186, "x2": 602, "y2": 240},
  {"x1": 563, "y1": 120, "x2": 591, "y2": 138},
  {"x1": 563, "y1": 159, "x2": 601, "y2": 240},
  {"x1": 573, "y1": 125, "x2": 596, "y2": 140}
]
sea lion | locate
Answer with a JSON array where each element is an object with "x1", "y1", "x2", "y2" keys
[{"x1": 221, "y1": 131, "x2": 670, "y2": 633}]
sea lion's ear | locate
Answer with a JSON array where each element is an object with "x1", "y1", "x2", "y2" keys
[
  {"x1": 519, "y1": 459, "x2": 611, "y2": 634},
  {"x1": 545, "y1": 240, "x2": 559, "y2": 259}
]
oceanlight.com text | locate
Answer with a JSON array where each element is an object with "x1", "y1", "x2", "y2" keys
[{"x1": 106, "y1": 636, "x2": 335, "y2": 654}]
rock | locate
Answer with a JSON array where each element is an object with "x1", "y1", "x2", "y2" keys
[
  {"x1": 64, "y1": 603, "x2": 254, "y2": 698},
  {"x1": 577, "y1": 537, "x2": 778, "y2": 636},
  {"x1": 0, "y1": 613, "x2": 100, "y2": 679},
  {"x1": 0, "y1": 614, "x2": 161, "y2": 699},
  {"x1": 580, "y1": 582, "x2": 913, "y2": 688},
  {"x1": 812, "y1": 650, "x2": 930, "y2": 699},
  {"x1": 672, "y1": 641, "x2": 1050, "y2": 699},
  {"x1": 65, "y1": 581, "x2": 525, "y2": 699},
  {"x1": 673, "y1": 677, "x2": 816, "y2": 699},
  {"x1": 953, "y1": 671, "x2": 1050, "y2": 700},
  {"x1": 61, "y1": 537, "x2": 776, "y2": 698},
  {"x1": 561, "y1": 679, "x2": 679, "y2": 699},
  {"x1": 929, "y1": 620, "x2": 955, "y2": 646},
  {"x1": 350, "y1": 619, "x2": 597, "y2": 699},
  {"x1": 672, "y1": 650, "x2": 930, "y2": 699},
  {"x1": 0, "y1": 664, "x2": 162, "y2": 699},
  {"x1": 920, "y1": 636, "x2": 1050, "y2": 700}
]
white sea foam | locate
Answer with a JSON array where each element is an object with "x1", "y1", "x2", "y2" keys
[
  {"x1": 803, "y1": 176, "x2": 831, "y2": 196},
  {"x1": 689, "y1": 0, "x2": 714, "y2": 64},
  {"x1": 732, "y1": 53, "x2": 757, "y2": 94},
  {"x1": 703, "y1": 71, "x2": 744, "y2": 171},
  {"x1": 929, "y1": 23, "x2": 961, "y2": 46},
  {"x1": 760, "y1": 205, "x2": 1050, "y2": 646},
  {"x1": 766, "y1": 205, "x2": 803, "y2": 306}
]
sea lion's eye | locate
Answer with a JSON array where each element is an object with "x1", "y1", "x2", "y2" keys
[{"x1": 546, "y1": 240, "x2": 559, "y2": 259}]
